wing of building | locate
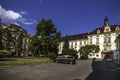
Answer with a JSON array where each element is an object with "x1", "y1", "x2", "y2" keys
[
  {"x1": 0, "y1": 20, "x2": 32, "y2": 56},
  {"x1": 59, "y1": 16, "x2": 120, "y2": 60}
]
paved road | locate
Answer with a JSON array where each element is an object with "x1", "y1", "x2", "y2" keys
[
  {"x1": 0, "y1": 60, "x2": 120, "y2": 80},
  {"x1": 0, "y1": 60, "x2": 92, "y2": 80},
  {"x1": 86, "y1": 60, "x2": 120, "y2": 80}
]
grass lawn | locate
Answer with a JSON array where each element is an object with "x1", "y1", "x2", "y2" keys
[{"x1": 0, "y1": 57, "x2": 52, "y2": 66}]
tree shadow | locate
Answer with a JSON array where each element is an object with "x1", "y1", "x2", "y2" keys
[
  {"x1": 85, "y1": 60, "x2": 120, "y2": 80},
  {"x1": 0, "y1": 58, "x2": 17, "y2": 61}
]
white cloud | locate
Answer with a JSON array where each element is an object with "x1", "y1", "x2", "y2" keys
[
  {"x1": 20, "y1": 11, "x2": 27, "y2": 15},
  {"x1": 0, "y1": 5, "x2": 22, "y2": 23},
  {"x1": 19, "y1": 18, "x2": 36, "y2": 25},
  {"x1": 0, "y1": 5, "x2": 35, "y2": 25}
]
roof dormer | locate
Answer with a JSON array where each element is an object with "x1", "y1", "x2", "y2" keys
[
  {"x1": 115, "y1": 26, "x2": 119, "y2": 31},
  {"x1": 97, "y1": 29, "x2": 100, "y2": 34}
]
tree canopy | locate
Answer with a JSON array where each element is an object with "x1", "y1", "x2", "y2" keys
[
  {"x1": 62, "y1": 35, "x2": 78, "y2": 59},
  {"x1": 2, "y1": 28, "x2": 12, "y2": 50},
  {"x1": 79, "y1": 45, "x2": 100, "y2": 59},
  {"x1": 30, "y1": 19, "x2": 61, "y2": 56},
  {"x1": 0, "y1": 28, "x2": 3, "y2": 50}
]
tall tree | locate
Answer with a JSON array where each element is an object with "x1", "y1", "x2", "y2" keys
[
  {"x1": 61, "y1": 35, "x2": 78, "y2": 59},
  {"x1": 36, "y1": 19, "x2": 61, "y2": 56},
  {"x1": 2, "y1": 28, "x2": 12, "y2": 50},
  {"x1": 49, "y1": 31, "x2": 61, "y2": 55},
  {"x1": 29, "y1": 36, "x2": 42, "y2": 56},
  {"x1": 62, "y1": 35, "x2": 69, "y2": 54},
  {"x1": 0, "y1": 28, "x2": 3, "y2": 50}
]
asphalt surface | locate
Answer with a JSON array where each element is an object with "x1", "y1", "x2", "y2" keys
[
  {"x1": 0, "y1": 60, "x2": 92, "y2": 80},
  {"x1": 0, "y1": 60, "x2": 120, "y2": 80}
]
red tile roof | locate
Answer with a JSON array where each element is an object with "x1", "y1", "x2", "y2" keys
[
  {"x1": 61, "y1": 25, "x2": 120, "y2": 41},
  {"x1": 89, "y1": 25, "x2": 120, "y2": 35}
]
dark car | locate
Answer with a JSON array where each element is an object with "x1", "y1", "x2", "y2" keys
[
  {"x1": 54, "y1": 55, "x2": 76, "y2": 64},
  {"x1": 106, "y1": 58, "x2": 114, "y2": 62}
]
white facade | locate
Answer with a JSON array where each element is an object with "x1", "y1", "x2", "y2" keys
[
  {"x1": 115, "y1": 34, "x2": 120, "y2": 60},
  {"x1": 59, "y1": 16, "x2": 120, "y2": 59}
]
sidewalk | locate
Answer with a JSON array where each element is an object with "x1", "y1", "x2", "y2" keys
[
  {"x1": 114, "y1": 60, "x2": 120, "y2": 71},
  {"x1": 114, "y1": 60, "x2": 120, "y2": 65}
]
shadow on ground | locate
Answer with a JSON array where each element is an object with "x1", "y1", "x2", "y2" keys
[
  {"x1": 0, "y1": 58, "x2": 17, "y2": 61},
  {"x1": 85, "y1": 60, "x2": 120, "y2": 80}
]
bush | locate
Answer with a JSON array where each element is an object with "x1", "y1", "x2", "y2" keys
[
  {"x1": 48, "y1": 53, "x2": 57, "y2": 60},
  {"x1": 80, "y1": 55, "x2": 88, "y2": 60},
  {"x1": 62, "y1": 49, "x2": 78, "y2": 59},
  {"x1": 0, "y1": 50, "x2": 13, "y2": 58}
]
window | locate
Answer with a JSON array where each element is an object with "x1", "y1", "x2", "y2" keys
[
  {"x1": 89, "y1": 54, "x2": 92, "y2": 56},
  {"x1": 108, "y1": 37, "x2": 111, "y2": 43},
  {"x1": 90, "y1": 39, "x2": 92, "y2": 44},
  {"x1": 104, "y1": 37, "x2": 111, "y2": 43},
  {"x1": 84, "y1": 41, "x2": 86, "y2": 45},
  {"x1": 71, "y1": 42, "x2": 73, "y2": 49},
  {"x1": 106, "y1": 29, "x2": 109, "y2": 32},
  {"x1": 75, "y1": 42, "x2": 77, "y2": 49},
  {"x1": 80, "y1": 41, "x2": 82, "y2": 45},
  {"x1": 104, "y1": 37, "x2": 107, "y2": 43},
  {"x1": 96, "y1": 38, "x2": 99, "y2": 44},
  {"x1": 104, "y1": 48, "x2": 106, "y2": 51},
  {"x1": 96, "y1": 54, "x2": 99, "y2": 57}
]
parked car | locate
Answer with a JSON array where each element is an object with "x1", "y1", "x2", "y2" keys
[
  {"x1": 54, "y1": 55, "x2": 76, "y2": 64},
  {"x1": 106, "y1": 58, "x2": 114, "y2": 62}
]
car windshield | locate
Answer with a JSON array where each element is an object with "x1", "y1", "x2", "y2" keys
[{"x1": 62, "y1": 55, "x2": 73, "y2": 58}]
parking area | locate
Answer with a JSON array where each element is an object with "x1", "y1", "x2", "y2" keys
[{"x1": 0, "y1": 60, "x2": 92, "y2": 80}]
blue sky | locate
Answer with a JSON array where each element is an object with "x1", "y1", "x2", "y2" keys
[{"x1": 0, "y1": 0, "x2": 120, "y2": 36}]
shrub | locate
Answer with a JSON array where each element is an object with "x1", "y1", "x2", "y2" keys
[
  {"x1": 62, "y1": 49, "x2": 78, "y2": 59},
  {"x1": 80, "y1": 55, "x2": 88, "y2": 60},
  {"x1": 48, "y1": 53, "x2": 57, "y2": 60},
  {"x1": 0, "y1": 50, "x2": 13, "y2": 58}
]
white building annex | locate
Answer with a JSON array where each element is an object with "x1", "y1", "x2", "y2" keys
[{"x1": 58, "y1": 16, "x2": 120, "y2": 59}]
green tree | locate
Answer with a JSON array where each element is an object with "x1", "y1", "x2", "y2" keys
[
  {"x1": 16, "y1": 33, "x2": 23, "y2": 56},
  {"x1": 35, "y1": 19, "x2": 61, "y2": 56},
  {"x1": 2, "y1": 28, "x2": 12, "y2": 50},
  {"x1": 79, "y1": 45, "x2": 100, "y2": 59},
  {"x1": 63, "y1": 35, "x2": 69, "y2": 50},
  {"x1": 49, "y1": 31, "x2": 61, "y2": 55},
  {"x1": 62, "y1": 35, "x2": 69, "y2": 54},
  {"x1": 29, "y1": 36, "x2": 42, "y2": 56},
  {"x1": 0, "y1": 28, "x2": 3, "y2": 50},
  {"x1": 62, "y1": 35, "x2": 78, "y2": 59}
]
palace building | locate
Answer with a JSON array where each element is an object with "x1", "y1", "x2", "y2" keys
[{"x1": 58, "y1": 16, "x2": 120, "y2": 59}]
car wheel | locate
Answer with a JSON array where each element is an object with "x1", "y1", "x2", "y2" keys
[
  {"x1": 70, "y1": 61, "x2": 73, "y2": 64},
  {"x1": 55, "y1": 60, "x2": 58, "y2": 63}
]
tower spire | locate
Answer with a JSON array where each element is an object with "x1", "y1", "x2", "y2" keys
[{"x1": 104, "y1": 16, "x2": 109, "y2": 26}]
